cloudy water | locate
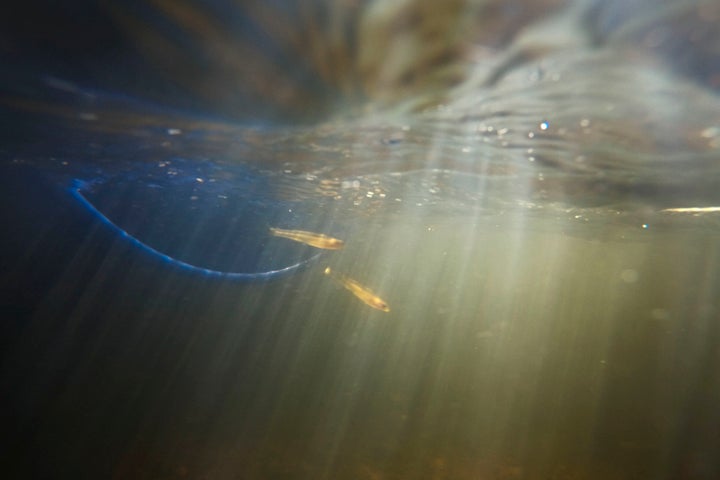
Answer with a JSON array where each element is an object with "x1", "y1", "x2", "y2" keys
[{"x1": 1, "y1": 1, "x2": 720, "y2": 479}]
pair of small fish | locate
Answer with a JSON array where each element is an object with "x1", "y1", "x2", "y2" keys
[{"x1": 269, "y1": 227, "x2": 390, "y2": 312}]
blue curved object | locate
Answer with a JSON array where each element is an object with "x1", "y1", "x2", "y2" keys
[{"x1": 69, "y1": 179, "x2": 322, "y2": 281}]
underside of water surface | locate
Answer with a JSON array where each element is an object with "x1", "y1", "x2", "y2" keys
[{"x1": 1, "y1": 1, "x2": 719, "y2": 479}]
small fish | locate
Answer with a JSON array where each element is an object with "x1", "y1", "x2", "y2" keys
[
  {"x1": 324, "y1": 267, "x2": 390, "y2": 312},
  {"x1": 269, "y1": 227, "x2": 345, "y2": 250}
]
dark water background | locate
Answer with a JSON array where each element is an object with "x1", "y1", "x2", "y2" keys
[{"x1": 2, "y1": 1, "x2": 720, "y2": 479}]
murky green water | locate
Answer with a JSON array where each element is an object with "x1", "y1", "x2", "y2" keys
[{"x1": 4, "y1": 193, "x2": 718, "y2": 479}]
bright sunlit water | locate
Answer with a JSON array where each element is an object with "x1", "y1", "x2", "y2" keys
[{"x1": 1, "y1": 1, "x2": 719, "y2": 479}]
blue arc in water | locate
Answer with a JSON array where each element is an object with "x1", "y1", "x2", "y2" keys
[{"x1": 69, "y1": 178, "x2": 323, "y2": 281}]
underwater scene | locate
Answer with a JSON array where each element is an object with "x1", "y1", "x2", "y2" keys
[{"x1": 1, "y1": 0, "x2": 719, "y2": 478}]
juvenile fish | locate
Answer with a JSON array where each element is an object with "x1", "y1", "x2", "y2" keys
[
  {"x1": 324, "y1": 267, "x2": 390, "y2": 312},
  {"x1": 269, "y1": 227, "x2": 345, "y2": 250}
]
